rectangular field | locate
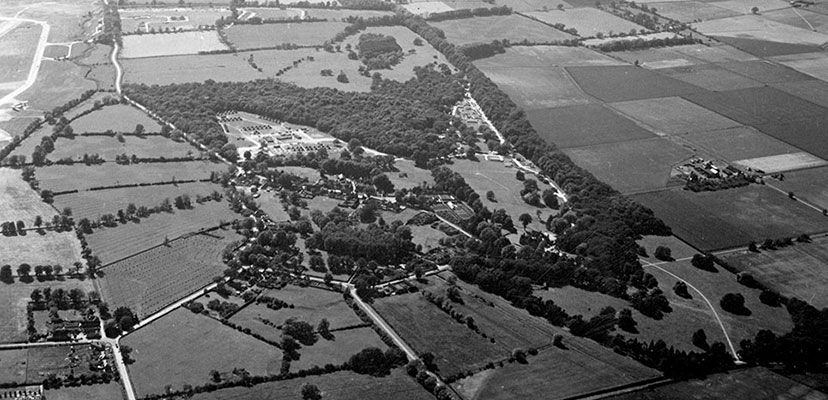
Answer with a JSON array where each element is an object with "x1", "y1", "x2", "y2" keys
[
  {"x1": 734, "y1": 153, "x2": 827, "y2": 174},
  {"x1": 121, "y1": 31, "x2": 228, "y2": 58},
  {"x1": 0, "y1": 168, "x2": 60, "y2": 225},
  {"x1": 473, "y1": 65, "x2": 592, "y2": 110},
  {"x1": 36, "y1": 161, "x2": 227, "y2": 192},
  {"x1": 659, "y1": 63, "x2": 765, "y2": 91},
  {"x1": 45, "y1": 382, "x2": 124, "y2": 400},
  {"x1": 523, "y1": 9, "x2": 647, "y2": 37},
  {"x1": 0, "y1": 22, "x2": 42, "y2": 84},
  {"x1": 567, "y1": 65, "x2": 704, "y2": 102},
  {"x1": 694, "y1": 15, "x2": 827, "y2": 57},
  {"x1": 225, "y1": 22, "x2": 349, "y2": 49},
  {"x1": 647, "y1": 1, "x2": 738, "y2": 23},
  {"x1": 69, "y1": 104, "x2": 162, "y2": 133},
  {"x1": 771, "y1": 166, "x2": 828, "y2": 211},
  {"x1": 0, "y1": 231, "x2": 84, "y2": 269},
  {"x1": 123, "y1": 308, "x2": 281, "y2": 397},
  {"x1": 119, "y1": 8, "x2": 230, "y2": 34},
  {"x1": 98, "y1": 230, "x2": 242, "y2": 318},
  {"x1": 431, "y1": 14, "x2": 573, "y2": 46},
  {"x1": 0, "y1": 278, "x2": 94, "y2": 344},
  {"x1": 718, "y1": 60, "x2": 812, "y2": 84},
  {"x1": 51, "y1": 135, "x2": 195, "y2": 162},
  {"x1": 612, "y1": 45, "x2": 704, "y2": 70},
  {"x1": 292, "y1": 327, "x2": 388, "y2": 371},
  {"x1": 683, "y1": 126, "x2": 807, "y2": 163},
  {"x1": 610, "y1": 97, "x2": 740, "y2": 136},
  {"x1": 527, "y1": 104, "x2": 656, "y2": 149},
  {"x1": 771, "y1": 52, "x2": 828, "y2": 82},
  {"x1": 473, "y1": 45, "x2": 625, "y2": 69},
  {"x1": 773, "y1": 79, "x2": 828, "y2": 109}
]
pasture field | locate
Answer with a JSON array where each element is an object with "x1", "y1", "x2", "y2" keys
[
  {"x1": 694, "y1": 15, "x2": 827, "y2": 57},
  {"x1": 771, "y1": 166, "x2": 828, "y2": 210},
  {"x1": 303, "y1": 8, "x2": 395, "y2": 20},
  {"x1": 224, "y1": 22, "x2": 350, "y2": 49},
  {"x1": 403, "y1": 2, "x2": 454, "y2": 15},
  {"x1": 770, "y1": 52, "x2": 828, "y2": 82},
  {"x1": 648, "y1": 1, "x2": 738, "y2": 23},
  {"x1": 242, "y1": 7, "x2": 302, "y2": 20},
  {"x1": 472, "y1": 65, "x2": 592, "y2": 110},
  {"x1": 637, "y1": 234, "x2": 699, "y2": 261},
  {"x1": 707, "y1": 0, "x2": 793, "y2": 14},
  {"x1": 98, "y1": 230, "x2": 242, "y2": 317},
  {"x1": 0, "y1": 168, "x2": 60, "y2": 225},
  {"x1": 388, "y1": 159, "x2": 434, "y2": 190},
  {"x1": 527, "y1": 104, "x2": 656, "y2": 149},
  {"x1": 122, "y1": 31, "x2": 227, "y2": 58},
  {"x1": 123, "y1": 308, "x2": 280, "y2": 398},
  {"x1": 773, "y1": 79, "x2": 828, "y2": 109},
  {"x1": 564, "y1": 138, "x2": 693, "y2": 193},
  {"x1": 437, "y1": 1, "x2": 494, "y2": 10},
  {"x1": 431, "y1": 14, "x2": 573, "y2": 46},
  {"x1": 69, "y1": 104, "x2": 162, "y2": 133},
  {"x1": 489, "y1": 0, "x2": 568, "y2": 11},
  {"x1": 659, "y1": 63, "x2": 765, "y2": 91},
  {"x1": 681, "y1": 87, "x2": 825, "y2": 127},
  {"x1": 610, "y1": 97, "x2": 740, "y2": 136},
  {"x1": 566, "y1": 65, "x2": 703, "y2": 102},
  {"x1": 8, "y1": 124, "x2": 52, "y2": 160},
  {"x1": 189, "y1": 369, "x2": 432, "y2": 400},
  {"x1": 86, "y1": 200, "x2": 239, "y2": 264},
  {"x1": 119, "y1": 8, "x2": 229, "y2": 34},
  {"x1": 473, "y1": 45, "x2": 625, "y2": 68},
  {"x1": 632, "y1": 185, "x2": 828, "y2": 251},
  {"x1": 291, "y1": 327, "x2": 388, "y2": 371},
  {"x1": 448, "y1": 158, "x2": 554, "y2": 233},
  {"x1": 53, "y1": 182, "x2": 223, "y2": 220},
  {"x1": 671, "y1": 43, "x2": 756, "y2": 63},
  {"x1": 0, "y1": 231, "x2": 84, "y2": 270},
  {"x1": 613, "y1": 45, "x2": 704, "y2": 70},
  {"x1": 0, "y1": 22, "x2": 41, "y2": 84},
  {"x1": 43, "y1": 44, "x2": 69, "y2": 59},
  {"x1": 524, "y1": 9, "x2": 648, "y2": 37},
  {"x1": 373, "y1": 292, "x2": 505, "y2": 378},
  {"x1": 718, "y1": 60, "x2": 812, "y2": 84},
  {"x1": 16, "y1": 60, "x2": 97, "y2": 111},
  {"x1": 51, "y1": 135, "x2": 196, "y2": 162},
  {"x1": 733, "y1": 152, "x2": 827, "y2": 174},
  {"x1": 0, "y1": 348, "x2": 29, "y2": 384},
  {"x1": 36, "y1": 161, "x2": 227, "y2": 192},
  {"x1": 229, "y1": 286, "x2": 363, "y2": 343},
  {"x1": 45, "y1": 382, "x2": 124, "y2": 400},
  {"x1": 0, "y1": 279, "x2": 94, "y2": 344},
  {"x1": 720, "y1": 236, "x2": 828, "y2": 309}
]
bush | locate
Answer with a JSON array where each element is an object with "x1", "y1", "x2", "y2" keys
[
  {"x1": 654, "y1": 246, "x2": 672, "y2": 261},
  {"x1": 690, "y1": 254, "x2": 717, "y2": 272},
  {"x1": 720, "y1": 293, "x2": 750, "y2": 315},
  {"x1": 673, "y1": 281, "x2": 691, "y2": 299},
  {"x1": 759, "y1": 290, "x2": 782, "y2": 307}
]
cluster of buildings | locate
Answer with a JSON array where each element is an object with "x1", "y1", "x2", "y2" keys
[
  {"x1": 675, "y1": 157, "x2": 753, "y2": 182},
  {"x1": 0, "y1": 385, "x2": 43, "y2": 400},
  {"x1": 453, "y1": 99, "x2": 484, "y2": 131}
]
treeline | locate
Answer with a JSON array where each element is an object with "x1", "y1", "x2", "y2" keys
[
  {"x1": 96, "y1": 1, "x2": 122, "y2": 46},
  {"x1": 592, "y1": 35, "x2": 701, "y2": 52},
  {"x1": 426, "y1": 5, "x2": 512, "y2": 22},
  {"x1": 306, "y1": 217, "x2": 416, "y2": 265}
]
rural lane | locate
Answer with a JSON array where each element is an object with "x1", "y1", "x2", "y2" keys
[{"x1": 112, "y1": 42, "x2": 123, "y2": 95}]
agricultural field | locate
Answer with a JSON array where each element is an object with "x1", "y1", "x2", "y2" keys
[
  {"x1": 54, "y1": 182, "x2": 223, "y2": 219},
  {"x1": 50, "y1": 135, "x2": 197, "y2": 162},
  {"x1": 717, "y1": 60, "x2": 811, "y2": 84},
  {"x1": 43, "y1": 44, "x2": 70, "y2": 59},
  {"x1": 773, "y1": 79, "x2": 828, "y2": 109},
  {"x1": 473, "y1": 65, "x2": 592, "y2": 110},
  {"x1": 303, "y1": 8, "x2": 395, "y2": 20},
  {"x1": 0, "y1": 22, "x2": 42, "y2": 84},
  {"x1": 0, "y1": 167, "x2": 60, "y2": 225},
  {"x1": 121, "y1": 31, "x2": 228, "y2": 58},
  {"x1": 694, "y1": 15, "x2": 828, "y2": 57},
  {"x1": 528, "y1": 104, "x2": 656, "y2": 149},
  {"x1": 224, "y1": 22, "x2": 350, "y2": 49},
  {"x1": 610, "y1": 97, "x2": 740, "y2": 136},
  {"x1": 431, "y1": 14, "x2": 574, "y2": 46},
  {"x1": 771, "y1": 166, "x2": 828, "y2": 210},
  {"x1": 119, "y1": 8, "x2": 229, "y2": 34},
  {"x1": 0, "y1": 279, "x2": 94, "y2": 344},
  {"x1": 770, "y1": 52, "x2": 828, "y2": 82},
  {"x1": 189, "y1": 369, "x2": 432, "y2": 400},
  {"x1": 613, "y1": 45, "x2": 704, "y2": 70},
  {"x1": 721, "y1": 236, "x2": 828, "y2": 309},
  {"x1": 98, "y1": 230, "x2": 242, "y2": 317},
  {"x1": 69, "y1": 104, "x2": 162, "y2": 133},
  {"x1": 473, "y1": 45, "x2": 625, "y2": 69},
  {"x1": 523, "y1": 8, "x2": 648, "y2": 37},
  {"x1": 36, "y1": 161, "x2": 227, "y2": 192},
  {"x1": 86, "y1": 200, "x2": 240, "y2": 264},
  {"x1": 632, "y1": 185, "x2": 828, "y2": 251},
  {"x1": 762, "y1": 8, "x2": 828, "y2": 34},
  {"x1": 44, "y1": 382, "x2": 125, "y2": 400},
  {"x1": 733, "y1": 153, "x2": 826, "y2": 174},
  {"x1": 0, "y1": 349, "x2": 27, "y2": 383},
  {"x1": 0, "y1": 231, "x2": 84, "y2": 269},
  {"x1": 123, "y1": 308, "x2": 281, "y2": 397},
  {"x1": 487, "y1": 0, "x2": 568, "y2": 11},
  {"x1": 566, "y1": 65, "x2": 703, "y2": 102},
  {"x1": 647, "y1": 1, "x2": 738, "y2": 23},
  {"x1": 241, "y1": 7, "x2": 302, "y2": 20},
  {"x1": 291, "y1": 327, "x2": 388, "y2": 371},
  {"x1": 659, "y1": 63, "x2": 765, "y2": 91},
  {"x1": 683, "y1": 127, "x2": 804, "y2": 166},
  {"x1": 14, "y1": 59, "x2": 97, "y2": 111},
  {"x1": 402, "y1": 2, "x2": 455, "y2": 15}
]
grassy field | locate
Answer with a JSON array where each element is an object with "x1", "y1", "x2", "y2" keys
[
  {"x1": 527, "y1": 104, "x2": 656, "y2": 149},
  {"x1": 43, "y1": 44, "x2": 69, "y2": 59},
  {"x1": 566, "y1": 65, "x2": 703, "y2": 102},
  {"x1": 524, "y1": 8, "x2": 647, "y2": 37},
  {"x1": 473, "y1": 65, "x2": 592, "y2": 110},
  {"x1": 637, "y1": 234, "x2": 699, "y2": 261},
  {"x1": 771, "y1": 52, "x2": 828, "y2": 82},
  {"x1": 632, "y1": 185, "x2": 828, "y2": 251},
  {"x1": 0, "y1": 278, "x2": 94, "y2": 343},
  {"x1": 51, "y1": 135, "x2": 197, "y2": 162},
  {"x1": 3, "y1": 1, "x2": 98, "y2": 43},
  {"x1": 771, "y1": 166, "x2": 828, "y2": 210},
  {"x1": 659, "y1": 63, "x2": 765, "y2": 91},
  {"x1": 0, "y1": 168, "x2": 60, "y2": 225},
  {"x1": 473, "y1": 45, "x2": 625, "y2": 69},
  {"x1": 682, "y1": 126, "x2": 807, "y2": 165},
  {"x1": 256, "y1": 191, "x2": 290, "y2": 222},
  {"x1": 303, "y1": 8, "x2": 394, "y2": 20},
  {"x1": 8, "y1": 124, "x2": 52, "y2": 160},
  {"x1": 225, "y1": 22, "x2": 349, "y2": 49},
  {"x1": 122, "y1": 31, "x2": 228, "y2": 58},
  {"x1": 120, "y1": 8, "x2": 230, "y2": 34},
  {"x1": 69, "y1": 104, "x2": 162, "y2": 133},
  {"x1": 98, "y1": 230, "x2": 242, "y2": 318},
  {"x1": 44, "y1": 382, "x2": 124, "y2": 400},
  {"x1": 124, "y1": 308, "x2": 281, "y2": 397},
  {"x1": 610, "y1": 97, "x2": 740, "y2": 136},
  {"x1": 86, "y1": 200, "x2": 240, "y2": 264},
  {"x1": 733, "y1": 152, "x2": 827, "y2": 174},
  {"x1": 0, "y1": 22, "x2": 41, "y2": 84},
  {"x1": 721, "y1": 236, "x2": 828, "y2": 309},
  {"x1": 36, "y1": 161, "x2": 227, "y2": 192},
  {"x1": 0, "y1": 348, "x2": 28, "y2": 384},
  {"x1": 189, "y1": 369, "x2": 432, "y2": 400},
  {"x1": 388, "y1": 159, "x2": 434, "y2": 190},
  {"x1": 0, "y1": 344, "x2": 107, "y2": 384},
  {"x1": 0, "y1": 231, "x2": 84, "y2": 269},
  {"x1": 613, "y1": 45, "x2": 704, "y2": 70},
  {"x1": 403, "y1": 2, "x2": 454, "y2": 14},
  {"x1": 563, "y1": 137, "x2": 691, "y2": 194},
  {"x1": 16, "y1": 60, "x2": 97, "y2": 112},
  {"x1": 291, "y1": 327, "x2": 388, "y2": 371},
  {"x1": 718, "y1": 60, "x2": 812, "y2": 84},
  {"x1": 763, "y1": 8, "x2": 828, "y2": 34},
  {"x1": 408, "y1": 225, "x2": 447, "y2": 252},
  {"x1": 431, "y1": 14, "x2": 573, "y2": 46},
  {"x1": 696, "y1": 16, "x2": 827, "y2": 57},
  {"x1": 648, "y1": 1, "x2": 738, "y2": 23}
]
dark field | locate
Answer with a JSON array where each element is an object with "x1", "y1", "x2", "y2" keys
[
  {"x1": 756, "y1": 115, "x2": 828, "y2": 160},
  {"x1": 566, "y1": 65, "x2": 703, "y2": 102},
  {"x1": 713, "y1": 36, "x2": 822, "y2": 58},
  {"x1": 681, "y1": 87, "x2": 826, "y2": 126},
  {"x1": 660, "y1": 63, "x2": 765, "y2": 91},
  {"x1": 682, "y1": 126, "x2": 805, "y2": 163},
  {"x1": 718, "y1": 60, "x2": 813, "y2": 84},
  {"x1": 773, "y1": 79, "x2": 828, "y2": 109},
  {"x1": 771, "y1": 166, "x2": 828, "y2": 210},
  {"x1": 527, "y1": 104, "x2": 655, "y2": 149}
]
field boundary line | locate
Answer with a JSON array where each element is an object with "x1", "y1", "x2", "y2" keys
[
  {"x1": 97, "y1": 224, "x2": 233, "y2": 269},
  {"x1": 561, "y1": 376, "x2": 673, "y2": 400}
]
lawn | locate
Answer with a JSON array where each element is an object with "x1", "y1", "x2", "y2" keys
[
  {"x1": 659, "y1": 63, "x2": 765, "y2": 91},
  {"x1": 121, "y1": 31, "x2": 228, "y2": 58},
  {"x1": 523, "y1": 8, "x2": 648, "y2": 37},
  {"x1": 36, "y1": 161, "x2": 227, "y2": 192},
  {"x1": 189, "y1": 369, "x2": 432, "y2": 400},
  {"x1": 472, "y1": 65, "x2": 592, "y2": 110},
  {"x1": 86, "y1": 200, "x2": 240, "y2": 264},
  {"x1": 0, "y1": 168, "x2": 60, "y2": 226},
  {"x1": 291, "y1": 327, "x2": 388, "y2": 371},
  {"x1": 772, "y1": 166, "x2": 828, "y2": 210},
  {"x1": 431, "y1": 14, "x2": 573, "y2": 46},
  {"x1": 0, "y1": 231, "x2": 84, "y2": 269},
  {"x1": 632, "y1": 185, "x2": 828, "y2": 251},
  {"x1": 98, "y1": 230, "x2": 242, "y2": 318},
  {"x1": 45, "y1": 382, "x2": 124, "y2": 400},
  {"x1": 720, "y1": 236, "x2": 828, "y2": 309},
  {"x1": 225, "y1": 22, "x2": 350, "y2": 49},
  {"x1": 0, "y1": 22, "x2": 41, "y2": 84},
  {"x1": 473, "y1": 45, "x2": 624, "y2": 69},
  {"x1": 256, "y1": 191, "x2": 290, "y2": 222},
  {"x1": 566, "y1": 65, "x2": 703, "y2": 102},
  {"x1": 69, "y1": 104, "x2": 162, "y2": 133},
  {"x1": 0, "y1": 279, "x2": 94, "y2": 344},
  {"x1": 408, "y1": 225, "x2": 447, "y2": 252},
  {"x1": 647, "y1": 1, "x2": 738, "y2": 23},
  {"x1": 563, "y1": 137, "x2": 691, "y2": 194},
  {"x1": 610, "y1": 97, "x2": 740, "y2": 136},
  {"x1": 51, "y1": 135, "x2": 198, "y2": 162},
  {"x1": 527, "y1": 104, "x2": 656, "y2": 149},
  {"x1": 123, "y1": 307, "x2": 281, "y2": 397}
]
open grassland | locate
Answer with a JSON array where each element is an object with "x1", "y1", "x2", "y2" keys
[
  {"x1": 0, "y1": 231, "x2": 84, "y2": 269},
  {"x1": 431, "y1": 14, "x2": 573, "y2": 46},
  {"x1": 69, "y1": 104, "x2": 162, "y2": 133},
  {"x1": 36, "y1": 161, "x2": 227, "y2": 192},
  {"x1": 9, "y1": 125, "x2": 51, "y2": 160},
  {"x1": 683, "y1": 127, "x2": 815, "y2": 165},
  {"x1": 44, "y1": 382, "x2": 124, "y2": 400},
  {"x1": 256, "y1": 192, "x2": 290, "y2": 222},
  {"x1": 524, "y1": 8, "x2": 647, "y2": 37},
  {"x1": 119, "y1": 8, "x2": 230, "y2": 34},
  {"x1": 51, "y1": 135, "x2": 197, "y2": 161},
  {"x1": 0, "y1": 22, "x2": 41, "y2": 84},
  {"x1": 87, "y1": 200, "x2": 240, "y2": 264},
  {"x1": 122, "y1": 31, "x2": 228, "y2": 58},
  {"x1": 17, "y1": 60, "x2": 96, "y2": 111},
  {"x1": 528, "y1": 104, "x2": 656, "y2": 149},
  {"x1": 43, "y1": 44, "x2": 69, "y2": 59},
  {"x1": 0, "y1": 168, "x2": 60, "y2": 225},
  {"x1": 671, "y1": 44, "x2": 757, "y2": 63},
  {"x1": 403, "y1": 2, "x2": 454, "y2": 14},
  {"x1": 566, "y1": 65, "x2": 703, "y2": 102},
  {"x1": 721, "y1": 237, "x2": 828, "y2": 309},
  {"x1": 473, "y1": 65, "x2": 592, "y2": 110},
  {"x1": 708, "y1": 0, "x2": 794, "y2": 14},
  {"x1": 292, "y1": 327, "x2": 388, "y2": 371},
  {"x1": 772, "y1": 166, "x2": 828, "y2": 210},
  {"x1": 610, "y1": 97, "x2": 740, "y2": 136},
  {"x1": 0, "y1": 344, "x2": 106, "y2": 384},
  {"x1": 0, "y1": 349, "x2": 28, "y2": 383},
  {"x1": 229, "y1": 286, "x2": 363, "y2": 343},
  {"x1": 189, "y1": 369, "x2": 432, "y2": 400},
  {"x1": 54, "y1": 182, "x2": 224, "y2": 220},
  {"x1": 771, "y1": 52, "x2": 828, "y2": 82},
  {"x1": 5, "y1": 1, "x2": 98, "y2": 43},
  {"x1": 123, "y1": 308, "x2": 281, "y2": 398},
  {"x1": 241, "y1": 7, "x2": 302, "y2": 20},
  {"x1": 98, "y1": 230, "x2": 242, "y2": 318},
  {"x1": 632, "y1": 185, "x2": 828, "y2": 251},
  {"x1": 564, "y1": 137, "x2": 690, "y2": 194},
  {"x1": 0, "y1": 279, "x2": 94, "y2": 344},
  {"x1": 489, "y1": 0, "x2": 568, "y2": 11},
  {"x1": 660, "y1": 63, "x2": 765, "y2": 91},
  {"x1": 473, "y1": 45, "x2": 625, "y2": 68},
  {"x1": 225, "y1": 22, "x2": 350, "y2": 49},
  {"x1": 648, "y1": 1, "x2": 738, "y2": 22}
]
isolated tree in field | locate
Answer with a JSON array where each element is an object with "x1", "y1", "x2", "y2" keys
[
  {"x1": 691, "y1": 254, "x2": 716, "y2": 272},
  {"x1": 486, "y1": 190, "x2": 496, "y2": 202},
  {"x1": 115, "y1": 132, "x2": 125, "y2": 143},
  {"x1": 654, "y1": 245, "x2": 672, "y2": 261},
  {"x1": 720, "y1": 293, "x2": 750, "y2": 315},
  {"x1": 413, "y1": 37, "x2": 423, "y2": 46},
  {"x1": 751, "y1": 6, "x2": 759, "y2": 13},
  {"x1": 519, "y1": 213, "x2": 533, "y2": 230},
  {"x1": 301, "y1": 383, "x2": 322, "y2": 400},
  {"x1": 317, "y1": 318, "x2": 331, "y2": 339},
  {"x1": 673, "y1": 281, "x2": 691, "y2": 298},
  {"x1": 692, "y1": 328, "x2": 709, "y2": 350},
  {"x1": 337, "y1": 71, "x2": 349, "y2": 83}
]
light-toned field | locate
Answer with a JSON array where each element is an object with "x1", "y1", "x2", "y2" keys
[
  {"x1": 473, "y1": 65, "x2": 592, "y2": 110},
  {"x1": 303, "y1": 8, "x2": 395, "y2": 20},
  {"x1": 51, "y1": 135, "x2": 196, "y2": 161},
  {"x1": 770, "y1": 52, "x2": 828, "y2": 81},
  {"x1": 8, "y1": 124, "x2": 51, "y2": 160},
  {"x1": 0, "y1": 279, "x2": 94, "y2": 344},
  {"x1": 762, "y1": 7, "x2": 828, "y2": 34},
  {"x1": 119, "y1": 8, "x2": 229, "y2": 34},
  {"x1": 774, "y1": 79, "x2": 828, "y2": 109},
  {"x1": 0, "y1": 231, "x2": 84, "y2": 268},
  {"x1": 648, "y1": 1, "x2": 739, "y2": 22},
  {"x1": 242, "y1": 7, "x2": 303, "y2": 20},
  {"x1": 45, "y1": 382, "x2": 124, "y2": 400},
  {"x1": 772, "y1": 165, "x2": 828, "y2": 210},
  {"x1": 683, "y1": 126, "x2": 808, "y2": 164},
  {"x1": 670, "y1": 43, "x2": 757, "y2": 63},
  {"x1": 123, "y1": 308, "x2": 281, "y2": 397},
  {"x1": 0, "y1": 22, "x2": 41, "y2": 84},
  {"x1": 3, "y1": 0, "x2": 98, "y2": 43},
  {"x1": 485, "y1": 0, "x2": 568, "y2": 11},
  {"x1": 388, "y1": 159, "x2": 434, "y2": 190},
  {"x1": 708, "y1": 0, "x2": 792, "y2": 14},
  {"x1": 0, "y1": 168, "x2": 60, "y2": 225},
  {"x1": 613, "y1": 45, "x2": 704, "y2": 69},
  {"x1": 403, "y1": 2, "x2": 454, "y2": 15},
  {"x1": 291, "y1": 327, "x2": 388, "y2": 371},
  {"x1": 694, "y1": 14, "x2": 828, "y2": 46},
  {"x1": 69, "y1": 104, "x2": 162, "y2": 133},
  {"x1": 121, "y1": 31, "x2": 228, "y2": 58},
  {"x1": 610, "y1": 97, "x2": 740, "y2": 136},
  {"x1": 408, "y1": 224, "x2": 447, "y2": 252},
  {"x1": 225, "y1": 22, "x2": 350, "y2": 49},
  {"x1": 524, "y1": 8, "x2": 648, "y2": 37},
  {"x1": 43, "y1": 44, "x2": 69, "y2": 59},
  {"x1": 15, "y1": 60, "x2": 97, "y2": 111},
  {"x1": 0, "y1": 348, "x2": 28, "y2": 383},
  {"x1": 431, "y1": 14, "x2": 573, "y2": 46},
  {"x1": 36, "y1": 161, "x2": 227, "y2": 192},
  {"x1": 660, "y1": 63, "x2": 765, "y2": 91},
  {"x1": 734, "y1": 152, "x2": 827, "y2": 173}
]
